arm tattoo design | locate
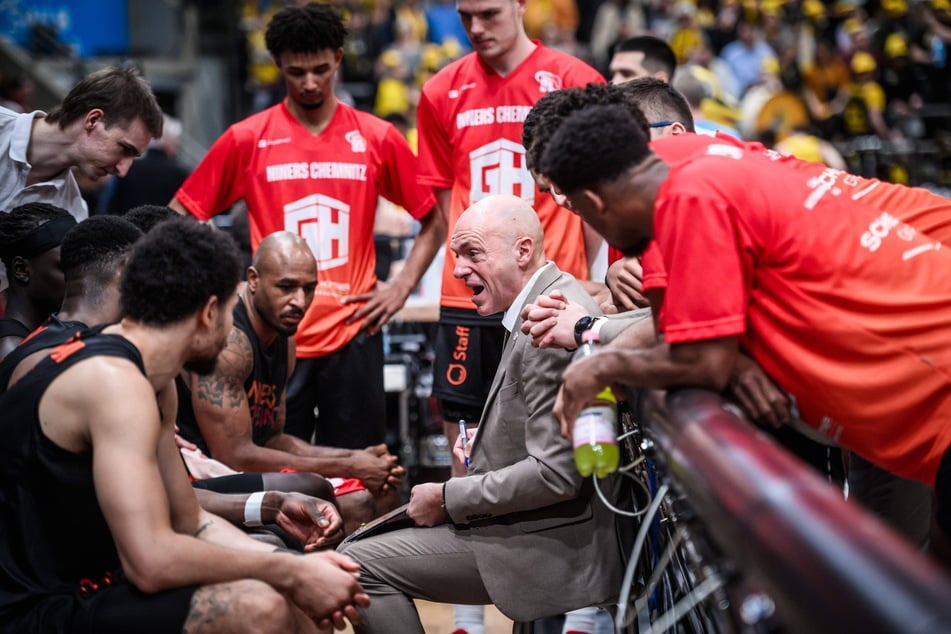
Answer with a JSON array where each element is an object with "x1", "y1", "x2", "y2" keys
[
  {"x1": 195, "y1": 329, "x2": 253, "y2": 408},
  {"x1": 194, "y1": 520, "x2": 214, "y2": 538}
]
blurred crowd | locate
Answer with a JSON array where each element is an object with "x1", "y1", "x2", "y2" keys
[{"x1": 240, "y1": 0, "x2": 950, "y2": 185}]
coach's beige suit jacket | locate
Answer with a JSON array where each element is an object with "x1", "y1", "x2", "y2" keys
[{"x1": 443, "y1": 262, "x2": 628, "y2": 621}]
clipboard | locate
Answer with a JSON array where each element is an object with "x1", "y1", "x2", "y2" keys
[{"x1": 340, "y1": 503, "x2": 414, "y2": 545}]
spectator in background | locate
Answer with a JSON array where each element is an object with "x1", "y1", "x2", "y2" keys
[
  {"x1": 843, "y1": 51, "x2": 898, "y2": 140},
  {"x1": 801, "y1": 39, "x2": 851, "y2": 134},
  {"x1": 671, "y1": 70, "x2": 741, "y2": 137},
  {"x1": 589, "y1": 0, "x2": 646, "y2": 71},
  {"x1": 668, "y1": 1, "x2": 704, "y2": 65},
  {"x1": 720, "y1": 19, "x2": 777, "y2": 97},
  {"x1": 608, "y1": 35, "x2": 678, "y2": 84},
  {"x1": 524, "y1": 0, "x2": 580, "y2": 43},
  {"x1": 426, "y1": 0, "x2": 472, "y2": 52},
  {"x1": 100, "y1": 114, "x2": 191, "y2": 216}
]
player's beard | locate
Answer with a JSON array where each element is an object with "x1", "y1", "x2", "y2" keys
[
  {"x1": 299, "y1": 98, "x2": 324, "y2": 110},
  {"x1": 184, "y1": 354, "x2": 219, "y2": 376}
]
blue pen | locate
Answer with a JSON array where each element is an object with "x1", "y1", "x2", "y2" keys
[{"x1": 458, "y1": 419, "x2": 470, "y2": 468}]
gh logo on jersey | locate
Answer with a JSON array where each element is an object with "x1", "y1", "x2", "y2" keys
[
  {"x1": 284, "y1": 194, "x2": 350, "y2": 270},
  {"x1": 469, "y1": 139, "x2": 536, "y2": 203}
]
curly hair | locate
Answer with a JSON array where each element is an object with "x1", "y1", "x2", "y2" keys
[
  {"x1": 265, "y1": 3, "x2": 348, "y2": 58},
  {"x1": 0, "y1": 203, "x2": 74, "y2": 270},
  {"x1": 45, "y1": 66, "x2": 163, "y2": 138},
  {"x1": 523, "y1": 83, "x2": 650, "y2": 173},
  {"x1": 120, "y1": 218, "x2": 242, "y2": 326},
  {"x1": 122, "y1": 204, "x2": 180, "y2": 234},
  {"x1": 540, "y1": 104, "x2": 652, "y2": 194},
  {"x1": 61, "y1": 216, "x2": 142, "y2": 289}
]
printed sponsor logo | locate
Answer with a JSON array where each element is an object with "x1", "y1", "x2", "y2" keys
[
  {"x1": 859, "y1": 211, "x2": 900, "y2": 252},
  {"x1": 534, "y1": 70, "x2": 562, "y2": 92},
  {"x1": 804, "y1": 168, "x2": 844, "y2": 210},
  {"x1": 704, "y1": 144, "x2": 743, "y2": 159},
  {"x1": 455, "y1": 105, "x2": 533, "y2": 129},
  {"x1": 265, "y1": 162, "x2": 367, "y2": 182},
  {"x1": 446, "y1": 325, "x2": 470, "y2": 385},
  {"x1": 284, "y1": 193, "x2": 350, "y2": 271},
  {"x1": 449, "y1": 82, "x2": 478, "y2": 99},
  {"x1": 257, "y1": 137, "x2": 292, "y2": 148},
  {"x1": 345, "y1": 130, "x2": 367, "y2": 153},
  {"x1": 468, "y1": 139, "x2": 536, "y2": 203}
]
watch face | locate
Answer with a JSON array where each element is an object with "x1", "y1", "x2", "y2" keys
[{"x1": 574, "y1": 315, "x2": 595, "y2": 346}]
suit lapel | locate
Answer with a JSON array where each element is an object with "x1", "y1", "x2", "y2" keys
[{"x1": 472, "y1": 264, "x2": 565, "y2": 457}]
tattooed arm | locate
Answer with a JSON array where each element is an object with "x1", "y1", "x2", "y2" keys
[{"x1": 188, "y1": 326, "x2": 397, "y2": 491}]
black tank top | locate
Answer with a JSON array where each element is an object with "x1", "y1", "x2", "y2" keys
[
  {"x1": 176, "y1": 298, "x2": 289, "y2": 455},
  {"x1": 0, "y1": 331, "x2": 144, "y2": 620},
  {"x1": 0, "y1": 314, "x2": 87, "y2": 394},
  {"x1": 0, "y1": 317, "x2": 30, "y2": 339}
]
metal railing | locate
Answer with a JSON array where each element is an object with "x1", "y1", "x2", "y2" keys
[{"x1": 618, "y1": 388, "x2": 951, "y2": 633}]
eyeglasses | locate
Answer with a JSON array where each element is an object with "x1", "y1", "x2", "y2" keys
[{"x1": 648, "y1": 121, "x2": 684, "y2": 128}]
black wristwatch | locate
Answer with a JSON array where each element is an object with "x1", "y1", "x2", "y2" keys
[{"x1": 573, "y1": 315, "x2": 597, "y2": 347}]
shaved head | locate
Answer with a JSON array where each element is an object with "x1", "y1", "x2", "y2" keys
[
  {"x1": 461, "y1": 194, "x2": 545, "y2": 263},
  {"x1": 248, "y1": 231, "x2": 317, "y2": 337},
  {"x1": 450, "y1": 195, "x2": 547, "y2": 316},
  {"x1": 252, "y1": 231, "x2": 315, "y2": 273}
]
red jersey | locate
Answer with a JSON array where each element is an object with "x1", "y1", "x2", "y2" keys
[
  {"x1": 654, "y1": 149, "x2": 951, "y2": 485},
  {"x1": 175, "y1": 102, "x2": 435, "y2": 357},
  {"x1": 417, "y1": 43, "x2": 603, "y2": 310},
  {"x1": 641, "y1": 133, "x2": 951, "y2": 291}
]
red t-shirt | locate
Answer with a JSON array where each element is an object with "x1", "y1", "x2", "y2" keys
[
  {"x1": 175, "y1": 102, "x2": 435, "y2": 357},
  {"x1": 655, "y1": 149, "x2": 951, "y2": 485},
  {"x1": 416, "y1": 43, "x2": 604, "y2": 310},
  {"x1": 642, "y1": 133, "x2": 951, "y2": 291}
]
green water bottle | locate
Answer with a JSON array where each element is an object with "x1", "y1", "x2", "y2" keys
[{"x1": 571, "y1": 332, "x2": 619, "y2": 478}]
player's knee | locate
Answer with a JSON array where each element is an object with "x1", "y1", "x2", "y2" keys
[
  {"x1": 277, "y1": 472, "x2": 335, "y2": 500},
  {"x1": 338, "y1": 489, "x2": 377, "y2": 535},
  {"x1": 189, "y1": 580, "x2": 297, "y2": 634},
  {"x1": 232, "y1": 582, "x2": 297, "y2": 634}
]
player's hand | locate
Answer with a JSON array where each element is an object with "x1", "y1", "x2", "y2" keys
[
  {"x1": 554, "y1": 350, "x2": 614, "y2": 438},
  {"x1": 519, "y1": 290, "x2": 589, "y2": 349},
  {"x1": 270, "y1": 492, "x2": 344, "y2": 550},
  {"x1": 352, "y1": 445, "x2": 404, "y2": 495},
  {"x1": 365, "y1": 443, "x2": 405, "y2": 490},
  {"x1": 342, "y1": 280, "x2": 411, "y2": 335},
  {"x1": 606, "y1": 257, "x2": 649, "y2": 311},
  {"x1": 407, "y1": 482, "x2": 448, "y2": 527},
  {"x1": 173, "y1": 424, "x2": 199, "y2": 452},
  {"x1": 281, "y1": 550, "x2": 369, "y2": 629},
  {"x1": 728, "y1": 353, "x2": 790, "y2": 428}
]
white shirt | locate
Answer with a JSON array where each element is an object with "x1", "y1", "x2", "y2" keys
[
  {"x1": 501, "y1": 262, "x2": 555, "y2": 333},
  {"x1": 0, "y1": 107, "x2": 88, "y2": 220}
]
